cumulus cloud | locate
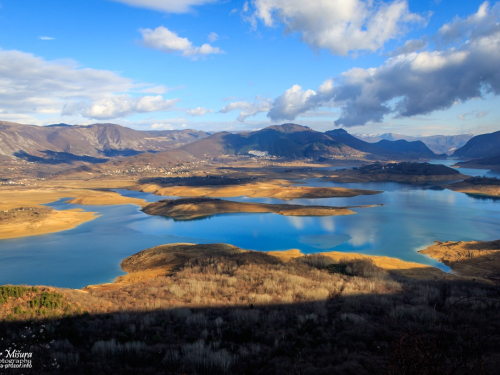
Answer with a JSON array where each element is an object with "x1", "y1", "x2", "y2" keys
[
  {"x1": 267, "y1": 79, "x2": 334, "y2": 121},
  {"x1": 0, "y1": 49, "x2": 179, "y2": 120},
  {"x1": 111, "y1": 0, "x2": 218, "y2": 13},
  {"x1": 267, "y1": 2, "x2": 500, "y2": 127},
  {"x1": 186, "y1": 107, "x2": 212, "y2": 116},
  {"x1": 140, "y1": 26, "x2": 224, "y2": 58},
  {"x1": 435, "y1": 1, "x2": 499, "y2": 46},
  {"x1": 245, "y1": 0, "x2": 425, "y2": 56},
  {"x1": 62, "y1": 95, "x2": 179, "y2": 120},
  {"x1": 220, "y1": 97, "x2": 272, "y2": 121}
]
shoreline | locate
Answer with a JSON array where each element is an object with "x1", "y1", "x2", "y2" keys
[
  {"x1": 0, "y1": 209, "x2": 98, "y2": 240},
  {"x1": 0, "y1": 184, "x2": 141, "y2": 240},
  {"x1": 445, "y1": 181, "x2": 500, "y2": 197},
  {"x1": 140, "y1": 197, "x2": 376, "y2": 220},
  {"x1": 419, "y1": 240, "x2": 500, "y2": 283},
  {"x1": 82, "y1": 243, "x2": 459, "y2": 292}
]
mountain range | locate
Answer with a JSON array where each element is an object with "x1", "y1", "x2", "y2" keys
[
  {"x1": 0, "y1": 121, "x2": 210, "y2": 162},
  {"x1": 177, "y1": 124, "x2": 439, "y2": 160},
  {"x1": 4, "y1": 121, "x2": 496, "y2": 167},
  {"x1": 355, "y1": 133, "x2": 473, "y2": 155}
]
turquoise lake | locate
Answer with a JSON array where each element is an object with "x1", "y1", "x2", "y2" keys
[{"x1": 1, "y1": 160, "x2": 500, "y2": 288}]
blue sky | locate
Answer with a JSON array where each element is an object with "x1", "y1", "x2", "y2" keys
[{"x1": 0, "y1": 0, "x2": 499, "y2": 135}]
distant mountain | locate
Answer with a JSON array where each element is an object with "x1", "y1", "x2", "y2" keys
[
  {"x1": 0, "y1": 121, "x2": 209, "y2": 163},
  {"x1": 420, "y1": 134, "x2": 473, "y2": 155},
  {"x1": 179, "y1": 124, "x2": 437, "y2": 160},
  {"x1": 180, "y1": 124, "x2": 362, "y2": 159},
  {"x1": 355, "y1": 133, "x2": 473, "y2": 155},
  {"x1": 453, "y1": 130, "x2": 500, "y2": 159},
  {"x1": 45, "y1": 123, "x2": 74, "y2": 128},
  {"x1": 326, "y1": 129, "x2": 437, "y2": 159}
]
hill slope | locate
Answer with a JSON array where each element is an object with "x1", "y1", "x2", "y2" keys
[
  {"x1": 181, "y1": 124, "x2": 437, "y2": 160},
  {"x1": 181, "y1": 124, "x2": 362, "y2": 159},
  {"x1": 453, "y1": 130, "x2": 500, "y2": 159},
  {"x1": 355, "y1": 133, "x2": 473, "y2": 155},
  {"x1": 326, "y1": 129, "x2": 437, "y2": 158},
  {"x1": 0, "y1": 121, "x2": 209, "y2": 162}
]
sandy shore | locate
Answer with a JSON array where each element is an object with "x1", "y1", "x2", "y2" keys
[
  {"x1": 0, "y1": 209, "x2": 97, "y2": 240},
  {"x1": 419, "y1": 240, "x2": 500, "y2": 283},
  {"x1": 134, "y1": 179, "x2": 381, "y2": 200},
  {"x1": 141, "y1": 197, "x2": 366, "y2": 220},
  {"x1": 0, "y1": 182, "x2": 141, "y2": 240},
  {"x1": 445, "y1": 181, "x2": 500, "y2": 197},
  {"x1": 66, "y1": 192, "x2": 146, "y2": 206}
]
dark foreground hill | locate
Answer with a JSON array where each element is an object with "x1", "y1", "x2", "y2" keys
[{"x1": 0, "y1": 243, "x2": 499, "y2": 374}]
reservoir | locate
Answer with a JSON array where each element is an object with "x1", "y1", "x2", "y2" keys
[{"x1": 1, "y1": 162, "x2": 500, "y2": 288}]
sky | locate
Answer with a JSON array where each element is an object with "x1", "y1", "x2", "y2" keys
[{"x1": 0, "y1": 0, "x2": 499, "y2": 136}]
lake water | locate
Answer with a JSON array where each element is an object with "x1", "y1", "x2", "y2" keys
[{"x1": 1, "y1": 160, "x2": 500, "y2": 288}]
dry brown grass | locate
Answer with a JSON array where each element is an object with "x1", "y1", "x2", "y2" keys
[{"x1": 419, "y1": 240, "x2": 500, "y2": 283}]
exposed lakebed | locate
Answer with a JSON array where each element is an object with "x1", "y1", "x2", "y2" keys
[{"x1": 1, "y1": 161, "x2": 500, "y2": 288}]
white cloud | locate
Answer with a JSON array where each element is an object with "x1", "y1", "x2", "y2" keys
[
  {"x1": 220, "y1": 97, "x2": 272, "y2": 121},
  {"x1": 208, "y1": 32, "x2": 219, "y2": 42},
  {"x1": 39, "y1": 36, "x2": 55, "y2": 41},
  {"x1": 0, "y1": 49, "x2": 180, "y2": 120},
  {"x1": 268, "y1": 85, "x2": 317, "y2": 120},
  {"x1": 151, "y1": 122, "x2": 175, "y2": 130},
  {"x1": 266, "y1": 2, "x2": 500, "y2": 127},
  {"x1": 111, "y1": 0, "x2": 218, "y2": 13},
  {"x1": 62, "y1": 95, "x2": 179, "y2": 120},
  {"x1": 140, "y1": 26, "x2": 224, "y2": 58},
  {"x1": 435, "y1": 1, "x2": 497, "y2": 46},
  {"x1": 245, "y1": 0, "x2": 425, "y2": 56},
  {"x1": 186, "y1": 107, "x2": 208, "y2": 116}
]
